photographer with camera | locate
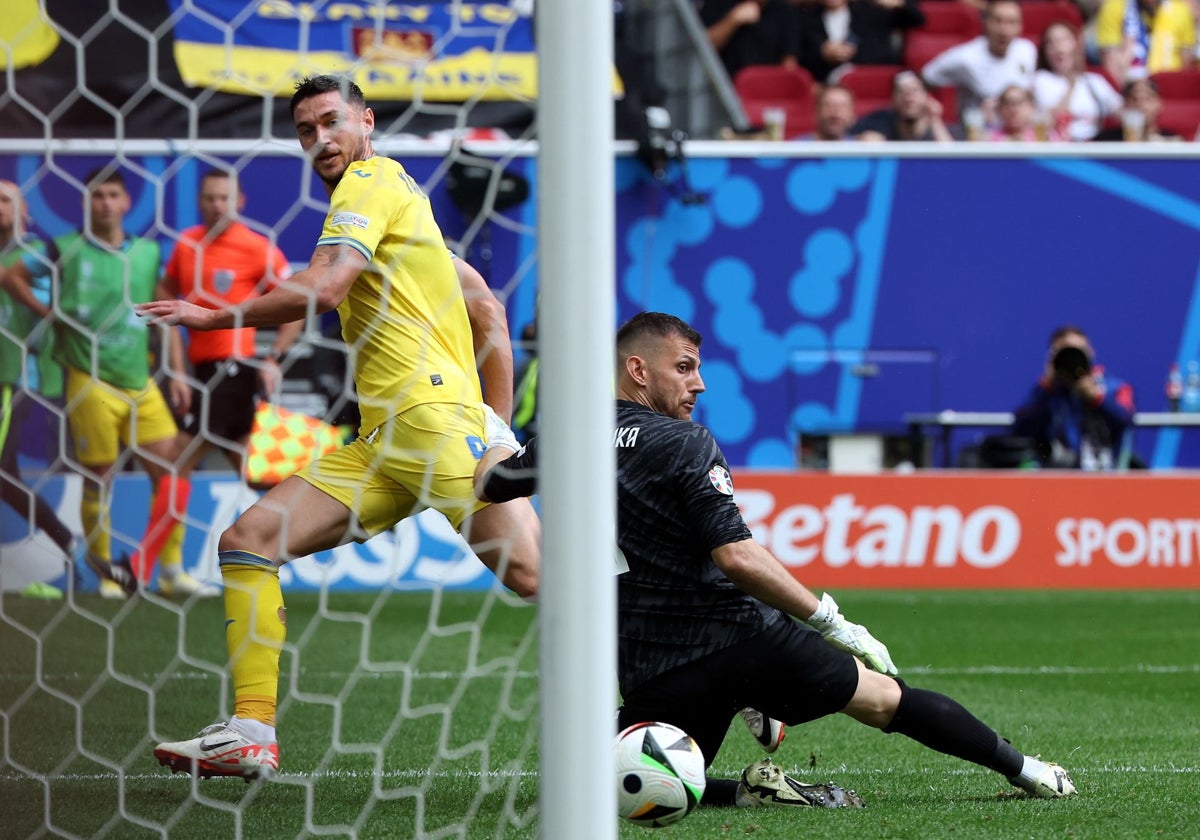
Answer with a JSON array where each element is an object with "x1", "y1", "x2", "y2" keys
[{"x1": 1012, "y1": 325, "x2": 1135, "y2": 471}]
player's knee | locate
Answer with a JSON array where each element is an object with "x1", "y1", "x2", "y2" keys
[
  {"x1": 218, "y1": 513, "x2": 270, "y2": 558},
  {"x1": 843, "y1": 667, "x2": 902, "y2": 728},
  {"x1": 505, "y1": 566, "x2": 538, "y2": 600}
]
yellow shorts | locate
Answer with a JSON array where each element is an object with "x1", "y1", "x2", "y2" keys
[
  {"x1": 65, "y1": 366, "x2": 178, "y2": 466},
  {"x1": 297, "y1": 401, "x2": 490, "y2": 536}
]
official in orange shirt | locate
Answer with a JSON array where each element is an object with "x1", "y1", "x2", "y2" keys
[{"x1": 158, "y1": 169, "x2": 303, "y2": 476}]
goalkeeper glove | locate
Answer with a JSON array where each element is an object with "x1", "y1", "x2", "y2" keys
[
  {"x1": 805, "y1": 592, "x2": 898, "y2": 676},
  {"x1": 482, "y1": 405, "x2": 520, "y2": 454}
]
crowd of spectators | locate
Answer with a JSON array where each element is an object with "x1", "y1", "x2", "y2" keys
[{"x1": 703, "y1": 0, "x2": 1200, "y2": 141}]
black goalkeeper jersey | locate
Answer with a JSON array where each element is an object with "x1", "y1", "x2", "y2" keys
[{"x1": 613, "y1": 401, "x2": 781, "y2": 696}]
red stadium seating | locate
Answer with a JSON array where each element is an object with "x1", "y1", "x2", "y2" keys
[
  {"x1": 1151, "y1": 69, "x2": 1200, "y2": 100},
  {"x1": 733, "y1": 65, "x2": 818, "y2": 137},
  {"x1": 1152, "y1": 71, "x2": 1200, "y2": 139},
  {"x1": 915, "y1": 1, "x2": 983, "y2": 36},
  {"x1": 837, "y1": 65, "x2": 903, "y2": 117},
  {"x1": 904, "y1": 3, "x2": 981, "y2": 73},
  {"x1": 1020, "y1": 1, "x2": 1084, "y2": 46}
]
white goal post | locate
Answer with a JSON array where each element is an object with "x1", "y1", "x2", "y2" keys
[
  {"x1": 0, "y1": 0, "x2": 615, "y2": 836},
  {"x1": 534, "y1": 0, "x2": 617, "y2": 838}
]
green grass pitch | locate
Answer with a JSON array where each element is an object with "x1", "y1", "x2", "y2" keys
[{"x1": 2, "y1": 589, "x2": 1197, "y2": 838}]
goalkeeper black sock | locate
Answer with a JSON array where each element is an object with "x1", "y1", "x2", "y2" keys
[
  {"x1": 882, "y1": 679, "x2": 1024, "y2": 777},
  {"x1": 701, "y1": 777, "x2": 740, "y2": 806}
]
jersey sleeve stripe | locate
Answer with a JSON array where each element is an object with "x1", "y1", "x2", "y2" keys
[{"x1": 316, "y1": 236, "x2": 372, "y2": 262}]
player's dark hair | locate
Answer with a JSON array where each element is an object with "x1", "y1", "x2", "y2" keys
[
  {"x1": 290, "y1": 75, "x2": 367, "y2": 116},
  {"x1": 200, "y1": 168, "x2": 243, "y2": 194},
  {"x1": 982, "y1": 0, "x2": 1020, "y2": 24},
  {"x1": 616, "y1": 312, "x2": 702, "y2": 360},
  {"x1": 84, "y1": 166, "x2": 126, "y2": 191},
  {"x1": 1123, "y1": 76, "x2": 1159, "y2": 97},
  {"x1": 1048, "y1": 324, "x2": 1087, "y2": 346},
  {"x1": 818, "y1": 83, "x2": 855, "y2": 106}
]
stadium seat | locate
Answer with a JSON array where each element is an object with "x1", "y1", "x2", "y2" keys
[
  {"x1": 915, "y1": 2, "x2": 982, "y2": 37},
  {"x1": 838, "y1": 65, "x2": 903, "y2": 117},
  {"x1": 733, "y1": 65, "x2": 818, "y2": 137},
  {"x1": 1151, "y1": 69, "x2": 1200, "y2": 100},
  {"x1": 1151, "y1": 71, "x2": 1200, "y2": 139},
  {"x1": 1020, "y1": 0, "x2": 1084, "y2": 45},
  {"x1": 904, "y1": 3, "x2": 981, "y2": 73}
]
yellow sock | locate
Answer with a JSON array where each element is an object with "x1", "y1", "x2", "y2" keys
[
  {"x1": 81, "y1": 482, "x2": 110, "y2": 561},
  {"x1": 157, "y1": 520, "x2": 186, "y2": 573},
  {"x1": 220, "y1": 552, "x2": 286, "y2": 727}
]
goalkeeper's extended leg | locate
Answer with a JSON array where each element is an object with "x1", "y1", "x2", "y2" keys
[{"x1": 845, "y1": 664, "x2": 1075, "y2": 798}]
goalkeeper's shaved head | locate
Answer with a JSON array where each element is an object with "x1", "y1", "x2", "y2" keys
[
  {"x1": 616, "y1": 312, "x2": 705, "y2": 421},
  {"x1": 616, "y1": 311, "x2": 702, "y2": 367}
]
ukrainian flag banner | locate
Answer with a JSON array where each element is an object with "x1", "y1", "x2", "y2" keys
[
  {"x1": 168, "y1": 0, "x2": 537, "y2": 101},
  {"x1": 0, "y1": 0, "x2": 61, "y2": 69}
]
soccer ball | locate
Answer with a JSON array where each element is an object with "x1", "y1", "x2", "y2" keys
[{"x1": 615, "y1": 721, "x2": 707, "y2": 828}]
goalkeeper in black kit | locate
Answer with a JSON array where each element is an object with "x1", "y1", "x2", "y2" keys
[{"x1": 475, "y1": 311, "x2": 1076, "y2": 809}]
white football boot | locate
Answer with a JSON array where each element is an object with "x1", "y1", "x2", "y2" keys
[
  {"x1": 154, "y1": 722, "x2": 279, "y2": 782},
  {"x1": 740, "y1": 708, "x2": 786, "y2": 753},
  {"x1": 1009, "y1": 756, "x2": 1076, "y2": 798},
  {"x1": 736, "y1": 758, "x2": 866, "y2": 808},
  {"x1": 157, "y1": 570, "x2": 221, "y2": 599}
]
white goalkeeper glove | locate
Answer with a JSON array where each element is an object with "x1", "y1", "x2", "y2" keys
[
  {"x1": 805, "y1": 592, "x2": 898, "y2": 676},
  {"x1": 482, "y1": 405, "x2": 520, "y2": 454}
]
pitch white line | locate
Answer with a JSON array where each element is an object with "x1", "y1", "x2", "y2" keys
[
  {"x1": 901, "y1": 663, "x2": 1200, "y2": 676},
  {"x1": 1, "y1": 663, "x2": 1197, "y2": 682},
  {"x1": 3, "y1": 764, "x2": 1196, "y2": 785},
  {"x1": 0, "y1": 669, "x2": 543, "y2": 682}
]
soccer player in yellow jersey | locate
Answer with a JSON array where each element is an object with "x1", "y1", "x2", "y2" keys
[{"x1": 138, "y1": 75, "x2": 539, "y2": 780}]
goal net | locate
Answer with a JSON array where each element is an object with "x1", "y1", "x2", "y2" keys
[{"x1": 0, "y1": 1, "x2": 593, "y2": 836}]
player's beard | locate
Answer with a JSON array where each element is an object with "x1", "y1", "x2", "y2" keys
[{"x1": 317, "y1": 137, "x2": 371, "y2": 188}]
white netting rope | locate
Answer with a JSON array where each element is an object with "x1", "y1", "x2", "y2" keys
[{"x1": 1, "y1": 3, "x2": 543, "y2": 837}]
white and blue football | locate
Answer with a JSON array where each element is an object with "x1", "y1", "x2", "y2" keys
[{"x1": 615, "y1": 721, "x2": 707, "y2": 828}]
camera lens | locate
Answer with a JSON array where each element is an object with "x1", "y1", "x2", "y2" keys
[{"x1": 1052, "y1": 346, "x2": 1090, "y2": 382}]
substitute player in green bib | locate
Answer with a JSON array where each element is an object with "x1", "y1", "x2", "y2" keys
[
  {"x1": 7, "y1": 168, "x2": 205, "y2": 598},
  {"x1": 141, "y1": 75, "x2": 540, "y2": 781},
  {"x1": 0, "y1": 179, "x2": 75, "y2": 598}
]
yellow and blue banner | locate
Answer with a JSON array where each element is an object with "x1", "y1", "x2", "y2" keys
[
  {"x1": 0, "y1": 0, "x2": 60, "y2": 69},
  {"x1": 168, "y1": 0, "x2": 537, "y2": 101}
]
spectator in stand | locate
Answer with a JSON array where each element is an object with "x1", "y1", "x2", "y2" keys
[
  {"x1": 799, "y1": 84, "x2": 861, "y2": 140},
  {"x1": 1095, "y1": 0, "x2": 1196, "y2": 87},
  {"x1": 796, "y1": 0, "x2": 926, "y2": 84},
  {"x1": 988, "y1": 84, "x2": 1063, "y2": 140},
  {"x1": 1012, "y1": 325, "x2": 1135, "y2": 471},
  {"x1": 1033, "y1": 22, "x2": 1122, "y2": 141},
  {"x1": 1092, "y1": 76, "x2": 1183, "y2": 140},
  {"x1": 922, "y1": 0, "x2": 1037, "y2": 127},
  {"x1": 854, "y1": 70, "x2": 956, "y2": 140},
  {"x1": 701, "y1": 0, "x2": 801, "y2": 80}
]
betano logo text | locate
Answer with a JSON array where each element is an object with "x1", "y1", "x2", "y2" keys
[{"x1": 739, "y1": 491, "x2": 1199, "y2": 570}]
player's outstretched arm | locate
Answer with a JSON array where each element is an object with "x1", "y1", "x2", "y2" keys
[
  {"x1": 137, "y1": 244, "x2": 365, "y2": 331},
  {"x1": 455, "y1": 257, "x2": 514, "y2": 421},
  {"x1": 712, "y1": 539, "x2": 897, "y2": 675},
  {"x1": 712, "y1": 539, "x2": 822, "y2": 620}
]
